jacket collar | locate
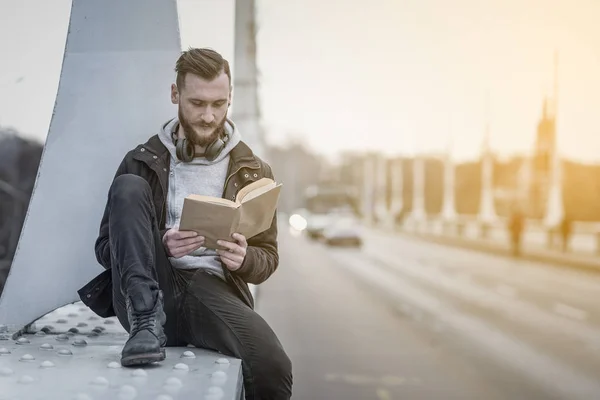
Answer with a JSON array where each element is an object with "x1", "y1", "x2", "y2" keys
[{"x1": 132, "y1": 134, "x2": 260, "y2": 169}]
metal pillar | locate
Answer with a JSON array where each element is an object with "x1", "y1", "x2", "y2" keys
[
  {"x1": 0, "y1": 0, "x2": 180, "y2": 330},
  {"x1": 232, "y1": 0, "x2": 264, "y2": 157},
  {"x1": 410, "y1": 155, "x2": 426, "y2": 222}
]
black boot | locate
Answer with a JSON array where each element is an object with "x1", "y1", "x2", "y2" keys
[{"x1": 121, "y1": 289, "x2": 167, "y2": 367}]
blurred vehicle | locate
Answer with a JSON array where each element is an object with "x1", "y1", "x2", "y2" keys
[
  {"x1": 303, "y1": 184, "x2": 359, "y2": 240},
  {"x1": 305, "y1": 212, "x2": 333, "y2": 239},
  {"x1": 322, "y1": 215, "x2": 363, "y2": 247}
]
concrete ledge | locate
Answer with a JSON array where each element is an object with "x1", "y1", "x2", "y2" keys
[
  {"x1": 0, "y1": 301, "x2": 244, "y2": 400},
  {"x1": 396, "y1": 229, "x2": 600, "y2": 273}
]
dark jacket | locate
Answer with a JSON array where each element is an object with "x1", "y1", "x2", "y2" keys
[{"x1": 78, "y1": 134, "x2": 278, "y2": 316}]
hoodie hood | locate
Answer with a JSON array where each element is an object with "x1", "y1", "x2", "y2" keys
[{"x1": 158, "y1": 117, "x2": 241, "y2": 165}]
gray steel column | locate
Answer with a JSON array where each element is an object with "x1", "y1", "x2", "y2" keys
[
  {"x1": 0, "y1": 0, "x2": 181, "y2": 330},
  {"x1": 232, "y1": 0, "x2": 264, "y2": 157}
]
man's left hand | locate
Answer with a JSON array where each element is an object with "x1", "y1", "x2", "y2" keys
[{"x1": 217, "y1": 233, "x2": 248, "y2": 272}]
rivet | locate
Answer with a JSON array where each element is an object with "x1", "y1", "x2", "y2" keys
[
  {"x1": 119, "y1": 384, "x2": 137, "y2": 399},
  {"x1": 131, "y1": 369, "x2": 147, "y2": 377},
  {"x1": 88, "y1": 332, "x2": 100, "y2": 338},
  {"x1": 35, "y1": 331, "x2": 47, "y2": 337},
  {"x1": 140, "y1": 148, "x2": 145, "y2": 152},
  {"x1": 163, "y1": 168, "x2": 167, "y2": 172},
  {"x1": 244, "y1": 173, "x2": 249, "y2": 178},
  {"x1": 89, "y1": 316, "x2": 99, "y2": 321},
  {"x1": 69, "y1": 327, "x2": 80, "y2": 334},
  {"x1": 56, "y1": 319, "x2": 68, "y2": 324},
  {"x1": 153, "y1": 155, "x2": 158, "y2": 159},
  {"x1": 211, "y1": 370, "x2": 228, "y2": 386},
  {"x1": 20, "y1": 354, "x2": 35, "y2": 361},
  {"x1": 40, "y1": 343, "x2": 54, "y2": 350},
  {"x1": 77, "y1": 322, "x2": 88, "y2": 327},
  {"x1": 164, "y1": 377, "x2": 182, "y2": 386},
  {"x1": 104, "y1": 319, "x2": 116, "y2": 325},
  {"x1": 90, "y1": 376, "x2": 110, "y2": 386},
  {"x1": 16, "y1": 337, "x2": 30, "y2": 345},
  {"x1": 94, "y1": 326, "x2": 106, "y2": 332},
  {"x1": 173, "y1": 363, "x2": 189, "y2": 371},
  {"x1": 215, "y1": 358, "x2": 230, "y2": 365},
  {"x1": 56, "y1": 334, "x2": 69, "y2": 341},
  {"x1": 40, "y1": 361, "x2": 55, "y2": 368},
  {"x1": 58, "y1": 349, "x2": 73, "y2": 356},
  {"x1": 253, "y1": 173, "x2": 258, "y2": 178},
  {"x1": 107, "y1": 361, "x2": 121, "y2": 369},
  {"x1": 234, "y1": 182, "x2": 238, "y2": 187},
  {"x1": 68, "y1": 313, "x2": 79, "y2": 318},
  {"x1": 0, "y1": 347, "x2": 11, "y2": 355},
  {"x1": 73, "y1": 339, "x2": 88, "y2": 347},
  {"x1": 41, "y1": 326, "x2": 54, "y2": 333},
  {"x1": 181, "y1": 351, "x2": 196, "y2": 358},
  {"x1": 0, "y1": 367, "x2": 13, "y2": 376}
]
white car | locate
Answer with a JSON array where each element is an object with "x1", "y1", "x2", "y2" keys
[
  {"x1": 322, "y1": 216, "x2": 363, "y2": 247},
  {"x1": 305, "y1": 213, "x2": 333, "y2": 239}
]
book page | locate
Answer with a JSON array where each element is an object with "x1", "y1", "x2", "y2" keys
[
  {"x1": 241, "y1": 181, "x2": 277, "y2": 203},
  {"x1": 187, "y1": 194, "x2": 237, "y2": 208},
  {"x1": 179, "y1": 197, "x2": 239, "y2": 249},
  {"x1": 235, "y1": 177, "x2": 275, "y2": 203},
  {"x1": 236, "y1": 184, "x2": 282, "y2": 239}
]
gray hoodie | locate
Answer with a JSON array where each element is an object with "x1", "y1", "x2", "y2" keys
[{"x1": 158, "y1": 117, "x2": 241, "y2": 279}]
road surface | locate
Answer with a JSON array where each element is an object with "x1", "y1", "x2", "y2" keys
[{"x1": 256, "y1": 225, "x2": 600, "y2": 400}]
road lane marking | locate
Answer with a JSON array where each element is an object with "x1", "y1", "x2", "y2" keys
[
  {"x1": 329, "y1": 250, "x2": 600, "y2": 400},
  {"x1": 554, "y1": 303, "x2": 588, "y2": 321},
  {"x1": 361, "y1": 245, "x2": 600, "y2": 350}
]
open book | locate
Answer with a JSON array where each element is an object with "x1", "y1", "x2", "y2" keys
[{"x1": 179, "y1": 177, "x2": 282, "y2": 249}]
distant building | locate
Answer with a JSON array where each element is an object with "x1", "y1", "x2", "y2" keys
[
  {"x1": 266, "y1": 142, "x2": 324, "y2": 213},
  {"x1": 530, "y1": 97, "x2": 556, "y2": 218}
]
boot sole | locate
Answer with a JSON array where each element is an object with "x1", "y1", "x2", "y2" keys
[{"x1": 121, "y1": 348, "x2": 166, "y2": 367}]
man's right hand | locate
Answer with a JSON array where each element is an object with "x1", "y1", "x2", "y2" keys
[{"x1": 162, "y1": 228, "x2": 205, "y2": 258}]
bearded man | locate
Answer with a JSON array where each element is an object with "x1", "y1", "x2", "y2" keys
[{"x1": 79, "y1": 47, "x2": 292, "y2": 400}]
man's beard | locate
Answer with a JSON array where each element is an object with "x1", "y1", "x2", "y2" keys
[{"x1": 178, "y1": 108, "x2": 227, "y2": 148}]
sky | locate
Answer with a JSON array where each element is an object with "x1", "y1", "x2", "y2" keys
[{"x1": 0, "y1": 0, "x2": 599, "y2": 162}]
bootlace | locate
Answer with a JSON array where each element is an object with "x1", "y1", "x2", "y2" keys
[{"x1": 131, "y1": 309, "x2": 155, "y2": 334}]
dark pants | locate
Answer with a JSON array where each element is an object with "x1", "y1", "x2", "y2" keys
[{"x1": 107, "y1": 174, "x2": 293, "y2": 400}]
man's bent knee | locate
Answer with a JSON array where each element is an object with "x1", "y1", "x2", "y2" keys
[
  {"x1": 109, "y1": 174, "x2": 152, "y2": 207},
  {"x1": 252, "y1": 348, "x2": 293, "y2": 399}
]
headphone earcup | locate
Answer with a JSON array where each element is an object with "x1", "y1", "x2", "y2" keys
[
  {"x1": 176, "y1": 138, "x2": 194, "y2": 162},
  {"x1": 204, "y1": 138, "x2": 225, "y2": 161}
]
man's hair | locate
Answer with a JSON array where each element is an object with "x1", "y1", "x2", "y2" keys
[{"x1": 175, "y1": 47, "x2": 231, "y2": 90}]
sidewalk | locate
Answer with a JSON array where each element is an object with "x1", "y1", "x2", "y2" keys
[{"x1": 393, "y1": 229, "x2": 600, "y2": 273}]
